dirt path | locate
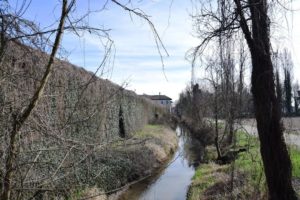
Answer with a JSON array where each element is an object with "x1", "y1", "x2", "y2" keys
[{"x1": 239, "y1": 117, "x2": 300, "y2": 147}]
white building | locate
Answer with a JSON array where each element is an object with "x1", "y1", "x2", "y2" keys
[{"x1": 143, "y1": 94, "x2": 172, "y2": 112}]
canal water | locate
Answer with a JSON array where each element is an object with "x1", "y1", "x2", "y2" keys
[{"x1": 119, "y1": 126, "x2": 204, "y2": 200}]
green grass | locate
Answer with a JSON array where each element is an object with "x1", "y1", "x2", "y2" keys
[
  {"x1": 236, "y1": 130, "x2": 300, "y2": 179},
  {"x1": 134, "y1": 124, "x2": 163, "y2": 138},
  {"x1": 235, "y1": 131, "x2": 265, "y2": 192},
  {"x1": 289, "y1": 146, "x2": 300, "y2": 178},
  {"x1": 110, "y1": 125, "x2": 164, "y2": 148},
  {"x1": 133, "y1": 124, "x2": 178, "y2": 155},
  {"x1": 188, "y1": 129, "x2": 300, "y2": 200},
  {"x1": 235, "y1": 130, "x2": 262, "y2": 172},
  {"x1": 235, "y1": 130, "x2": 300, "y2": 193},
  {"x1": 193, "y1": 164, "x2": 214, "y2": 180},
  {"x1": 188, "y1": 163, "x2": 228, "y2": 200}
]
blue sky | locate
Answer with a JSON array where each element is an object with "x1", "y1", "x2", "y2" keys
[
  {"x1": 11, "y1": 0, "x2": 300, "y2": 100},
  {"x1": 17, "y1": 0, "x2": 200, "y2": 100}
]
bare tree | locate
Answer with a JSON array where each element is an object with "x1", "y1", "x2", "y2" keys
[
  {"x1": 1, "y1": 1, "x2": 71, "y2": 199},
  {"x1": 0, "y1": 1, "x2": 169, "y2": 199},
  {"x1": 191, "y1": 0, "x2": 297, "y2": 199},
  {"x1": 205, "y1": 57, "x2": 223, "y2": 159},
  {"x1": 279, "y1": 49, "x2": 294, "y2": 116},
  {"x1": 293, "y1": 81, "x2": 299, "y2": 115},
  {"x1": 202, "y1": 46, "x2": 241, "y2": 162}
]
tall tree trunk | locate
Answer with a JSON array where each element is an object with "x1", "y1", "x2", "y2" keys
[
  {"x1": 251, "y1": 49, "x2": 296, "y2": 200},
  {"x1": 234, "y1": 0, "x2": 297, "y2": 199},
  {"x1": 248, "y1": 0, "x2": 296, "y2": 199}
]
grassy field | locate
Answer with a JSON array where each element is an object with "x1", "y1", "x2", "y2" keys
[{"x1": 188, "y1": 130, "x2": 300, "y2": 200}]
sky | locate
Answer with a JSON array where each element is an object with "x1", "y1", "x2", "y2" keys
[{"x1": 10, "y1": 0, "x2": 300, "y2": 101}]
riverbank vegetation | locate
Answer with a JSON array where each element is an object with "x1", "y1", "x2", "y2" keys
[
  {"x1": 188, "y1": 130, "x2": 300, "y2": 199},
  {"x1": 188, "y1": 0, "x2": 300, "y2": 198},
  {"x1": 2, "y1": 0, "x2": 300, "y2": 199},
  {"x1": 74, "y1": 124, "x2": 177, "y2": 200}
]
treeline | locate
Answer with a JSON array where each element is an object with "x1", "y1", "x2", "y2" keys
[
  {"x1": 177, "y1": 0, "x2": 300, "y2": 194},
  {"x1": 176, "y1": 83, "x2": 253, "y2": 121},
  {"x1": 177, "y1": 50, "x2": 299, "y2": 123},
  {"x1": 175, "y1": 47, "x2": 299, "y2": 160},
  {"x1": 274, "y1": 49, "x2": 300, "y2": 116}
]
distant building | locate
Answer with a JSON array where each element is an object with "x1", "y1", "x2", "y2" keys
[{"x1": 142, "y1": 93, "x2": 172, "y2": 112}]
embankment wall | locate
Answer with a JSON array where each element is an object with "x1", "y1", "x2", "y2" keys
[
  {"x1": 0, "y1": 42, "x2": 168, "y2": 198},
  {"x1": 0, "y1": 42, "x2": 166, "y2": 142}
]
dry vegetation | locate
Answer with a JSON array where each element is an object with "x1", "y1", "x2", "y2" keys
[
  {"x1": 0, "y1": 41, "x2": 170, "y2": 199},
  {"x1": 75, "y1": 124, "x2": 177, "y2": 200}
]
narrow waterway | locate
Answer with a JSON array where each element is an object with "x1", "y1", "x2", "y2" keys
[{"x1": 119, "y1": 126, "x2": 204, "y2": 200}]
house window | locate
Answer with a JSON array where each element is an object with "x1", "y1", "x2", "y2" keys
[{"x1": 161, "y1": 100, "x2": 164, "y2": 104}]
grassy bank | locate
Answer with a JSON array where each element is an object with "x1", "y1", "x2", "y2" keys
[
  {"x1": 73, "y1": 124, "x2": 177, "y2": 200},
  {"x1": 188, "y1": 130, "x2": 300, "y2": 200}
]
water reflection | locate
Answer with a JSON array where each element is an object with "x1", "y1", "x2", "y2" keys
[
  {"x1": 178, "y1": 126, "x2": 204, "y2": 168},
  {"x1": 119, "y1": 125, "x2": 204, "y2": 200}
]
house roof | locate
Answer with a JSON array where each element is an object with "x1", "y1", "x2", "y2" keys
[{"x1": 142, "y1": 94, "x2": 172, "y2": 100}]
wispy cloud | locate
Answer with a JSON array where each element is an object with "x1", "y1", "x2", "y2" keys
[
  {"x1": 69, "y1": 0, "x2": 198, "y2": 100},
  {"x1": 24, "y1": 0, "x2": 300, "y2": 100}
]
